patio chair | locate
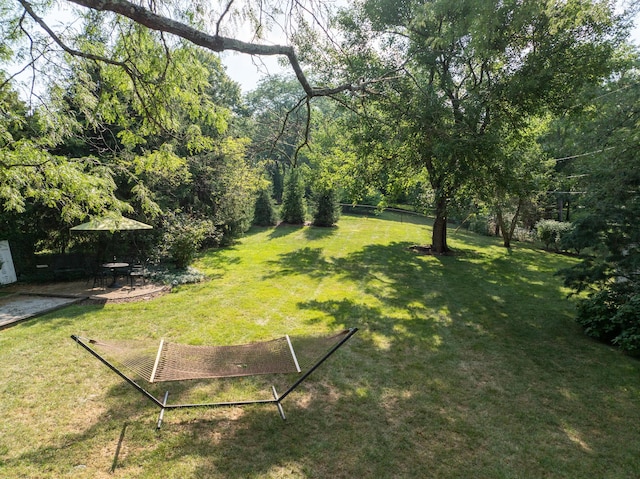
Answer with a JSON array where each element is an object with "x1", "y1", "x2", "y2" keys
[
  {"x1": 91, "y1": 265, "x2": 109, "y2": 289},
  {"x1": 128, "y1": 263, "x2": 146, "y2": 288}
]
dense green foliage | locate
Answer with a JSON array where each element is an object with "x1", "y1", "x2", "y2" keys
[
  {"x1": 311, "y1": 186, "x2": 341, "y2": 227},
  {"x1": 0, "y1": 15, "x2": 256, "y2": 264},
  {"x1": 557, "y1": 64, "x2": 640, "y2": 352},
  {"x1": 0, "y1": 73, "x2": 126, "y2": 221},
  {"x1": 334, "y1": 0, "x2": 622, "y2": 252},
  {"x1": 156, "y1": 212, "x2": 215, "y2": 269},
  {"x1": 575, "y1": 285, "x2": 640, "y2": 353},
  {"x1": 536, "y1": 219, "x2": 573, "y2": 252}
]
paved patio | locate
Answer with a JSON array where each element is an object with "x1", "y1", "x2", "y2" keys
[{"x1": 0, "y1": 280, "x2": 168, "y2": 329}]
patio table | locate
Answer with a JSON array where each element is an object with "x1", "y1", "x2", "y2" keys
[{"x1": 101, "y1": 262, "x2": 129, "y2": 288}]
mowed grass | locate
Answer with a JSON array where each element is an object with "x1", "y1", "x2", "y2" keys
[{"x1": 1, "y1": 211, "x2": 639, "y2": 478}]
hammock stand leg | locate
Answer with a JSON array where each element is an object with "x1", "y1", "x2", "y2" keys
[
  {"x1": 156, "y1": 391, "x2": 170, "y2": 430},
  {"x1": 272, "y1": 386, "x2": 286, "y2": 420},
  {"x1": 71, "y1": 335, "x2": 165, "y2": 409},
  {"x1": 277, "y1": 327, "x2": 359, "y2": 403}
]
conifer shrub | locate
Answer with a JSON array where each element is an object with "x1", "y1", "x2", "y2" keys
[
  {"x1": 253, "y1": 188, "x2": 278, "y2": 226},
  {"x1": 280, "y1": 168, "x2": 306, "y2": 224},
  {"x1": 312, "y1": 186, "x2": 341, "y2": 227}
]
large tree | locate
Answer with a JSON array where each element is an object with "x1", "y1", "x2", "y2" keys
[{"x1": 336, "y1": 0, "x2": 624, "y2": 252}]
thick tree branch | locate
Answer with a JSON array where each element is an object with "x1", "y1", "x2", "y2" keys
[
  {"x1": 62, "y1": 0, "x2": 378, "y2": 98},
  {"x1": 65, "y1": 0, "x2": 317, "y2": 94}
]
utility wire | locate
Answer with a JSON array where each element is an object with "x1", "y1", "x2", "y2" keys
[{"x1": 552, "y1": 146, "x2": 615, "y2": 162}]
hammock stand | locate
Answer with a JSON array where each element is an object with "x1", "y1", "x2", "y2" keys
[{"x1": 71, "y1": 328, "x2": 357, "y2": 429}]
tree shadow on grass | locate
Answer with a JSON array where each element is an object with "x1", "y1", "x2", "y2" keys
[
  {"x1": 268, "y1": 223, "x2": 304, "y2": 240},
  {"x1": 261, "y1": 238, "x2": 578, "y2": 347},
  {"x1": 3, "y1": 330, "x2": 408, "y2": 476},
  {"x1": 2, "y1": 294, "x2": 449, "y2": 477},
  {"x1": 7, "y1": 305, "x2": 640, "y2": 479},
  {"x1": 263, "y1": 246, "x2": 333, "y2": 280},
  {"x1": 303, "y1": 224, "x2": 338, "y2": 241},
  {"x1": 341, "y1": 209, "x2": 434, "y2": 227},
  {"x1": 94, "y1": 312, "x2": 454, "y2": 477},
  {"x1": 195, "y1": 246, "x2": 242, "y2": 279}
]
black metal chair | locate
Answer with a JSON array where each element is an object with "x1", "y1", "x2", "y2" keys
[
  {"x1": 91, "y1": 264, "x2": 109, "y2": 289},
  {"x1": 128, "y1": 263, "x2": 146, "y2": 288}
]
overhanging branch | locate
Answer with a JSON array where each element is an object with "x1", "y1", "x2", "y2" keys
[
  {"x1": 65, "y1": 0, "x2": 316, "y2": 95},
  {"x1": 62, "y1": 0, "x2": 380, "y2": 98}
]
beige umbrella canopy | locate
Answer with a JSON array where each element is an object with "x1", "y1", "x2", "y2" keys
[
  {"x1": 70, "y1": 216, "x2": 153, "y2": 232},
  {"x1": 70, "y1": 216, "x2": 153, "y2": 262}
]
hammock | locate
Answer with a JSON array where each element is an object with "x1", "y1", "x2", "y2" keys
[
  {"x1": 83, "y1": 335, "x2": 303, "y2": 382},
  {"x1": 71, "y1": 328, "x2": 357, "y2": 428}
]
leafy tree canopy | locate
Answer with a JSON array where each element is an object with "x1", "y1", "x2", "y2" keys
[{"x1": 332, "y1": 0, "x2": 627, "y2": 252}]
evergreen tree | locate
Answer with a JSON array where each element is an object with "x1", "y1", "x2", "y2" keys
[
  {"x1": 253, "y1": 187, "x2": 278, "y2": 226},
  {"x1": 280, "y1": 168, "x2": 306, "y2": 224},
  {"x1": 312, "y1": 187, "x2": 341, "y2": 227}
]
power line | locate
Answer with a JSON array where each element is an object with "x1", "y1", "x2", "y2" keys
[{"x1": 552, "y1": 146, "x2": 615, "y2": 162}]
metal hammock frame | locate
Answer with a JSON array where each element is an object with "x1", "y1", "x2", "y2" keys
[{"x1": 71, "y1": 328, "x2": 357, "y2": 428}]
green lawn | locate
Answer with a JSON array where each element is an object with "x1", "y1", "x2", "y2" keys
[{"x1": 1, "y1": 212, "x2": 639, "y2": 478}]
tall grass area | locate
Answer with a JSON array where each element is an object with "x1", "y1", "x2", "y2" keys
[{"x1": 1, "y1": 212, "x2": 639, "y2": 478}]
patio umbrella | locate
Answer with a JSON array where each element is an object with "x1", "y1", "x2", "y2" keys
[
  {"x1": 70, "y1": 216, "x2": 153, "y2": 232},
  {"x1": 70, "y1": 216, "x2": 153, "y2": 267}
]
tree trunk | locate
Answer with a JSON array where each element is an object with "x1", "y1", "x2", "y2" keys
[
  {"x1": 557, "y1": 197, "x2": 564, "y2": 221},
  {"x1": 495, "y1": 208, "x2": 508, "y2": 247},
  {"x1": 508, "y1": 199, "x2": 523, "y2": 243},
  {"x1": 495, "y1": 199, "x2": 523, "y2": 248},
  {"x1": 431, "y1": 197, "x2": 449, "y2": 253}
]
